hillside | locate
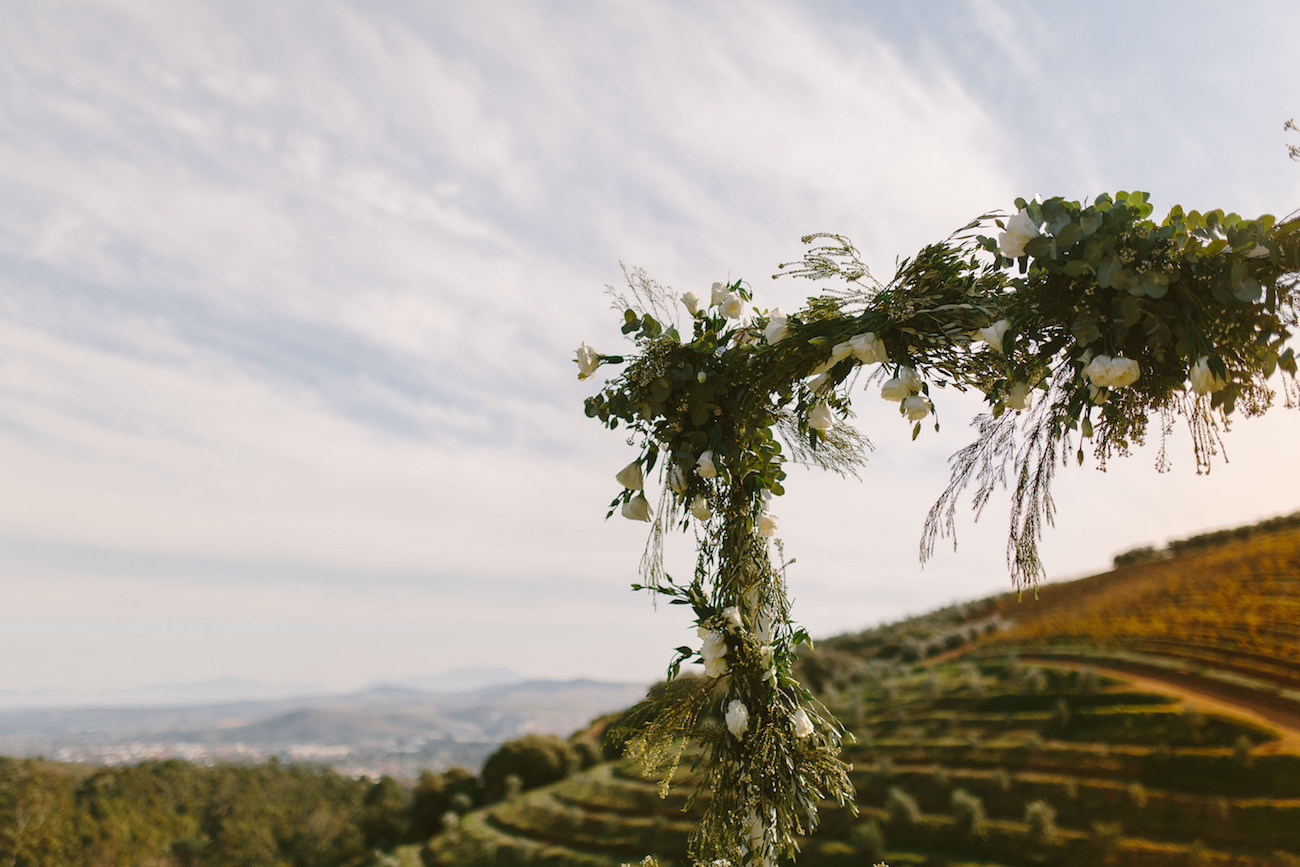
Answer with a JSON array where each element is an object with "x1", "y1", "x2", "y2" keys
[{"x1": 423, "y1": 520, "x2": 1300, "y2": 866}]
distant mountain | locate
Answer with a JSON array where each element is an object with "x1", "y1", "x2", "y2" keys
[
  {"x1": 0, "y1": 677, "x2": 324, "y2": 711},
  {"x1": 381, "y1": 666, "x2": 524, "y2": 694},
  {"x1": 0, "y1": 676, "x2": 648, "y2": 779}
]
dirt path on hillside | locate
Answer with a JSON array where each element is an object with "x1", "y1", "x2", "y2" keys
[{"x1": 1026, "y1": 658, "x2": 1300, "y2": 753}]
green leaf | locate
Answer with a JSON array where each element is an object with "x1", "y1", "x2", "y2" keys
[
  {"x1": 1080, "y1": 213, "x2": 1102, "y2": 235},
  {"x1": 1230, "y1": 261, "x2": 1248, "y2": 289},
  {"x1": 1110, "y1": 269, "x2": 1136, "y2": 293},
  {"x1": 1055, "y1": 222, "x2": 1083, "y2": 249},
  {"x1": 1097, "y1": 255, "x2": 1120, "y2": 289},
  {"x1": 1141, "y1": 272, "x2": 1170, "y2": 299},
  {"x1": 1062, "y1": 261, "x2": 1092, "y2": 277},
  {"x1": 1234, "y1": 277, "x2": 1262, "y2": 303}
]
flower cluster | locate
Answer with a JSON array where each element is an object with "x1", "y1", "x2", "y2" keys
[{"x1": 581, "y1": 192, "x2": 1299, "y2": 866}]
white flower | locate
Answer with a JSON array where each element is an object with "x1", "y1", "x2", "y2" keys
[
  {"x1": 898, "y1": 366, "x2": 923, "y2": 392},
  {"x1": 998, "y1": 209, "x2": 1041, "y2": 258},
  {"x1": 807, "y1": 372, "x2": 832, "y2": 395},
  {"x1": 615, "y1": 461, "x2": 644, "y2": 490},
  {"x1": 1083, "y1": 355, "x2": 1112, "y2": 387},
  {"x1": 977, "y1": 319, "x2": 1011, "y2": 353},
  {"x1": 791, "y1": 707, "x2": 814, "y2": 738},
  {"x1": 621, "y1": 494, "x2": 651, "y2": 522},
  {"x1": 758, "y1": 644, "x2": 776, "y2": 680},
  {"x1": 697, "y1": 626, "x2": 728, "y2": 677},
  {"x1": 764, "y1": 309, "x2": 789, "y2": 344},
  {"x1": 880, "y1": 377, "x2": 910, "y2": 402},
  {"x1": 808, "y1": 402, "x2": 835, "y2": 432},
  {"x1": 1109, "y1": 356, "x2": 1140, "y2": 387},
  {"x1": 710, "y1": 281, "x2": 729, "y2": 306},
  {"x1": 690, "y1": 495, "x2": 712, "y2": 521},
  {"x1": 666, "y1": 463, "x2": 688, "y2": 494},
  {"x1": 681, "y1": 291, "x2": 702, "y2": 316},
  {"x1": 719, "y1": 292, "x2": 745, "y2": 319},
  {"x1": 725, "y1": 700, "x2": 749, "y2": 739},
  {"x1": 849, "y1": 332, "x2": 888, "y2": 364},
  {"x1": 1190, "y1": 357, "x2": 1228, "y2": 395},
  {"x1": 901, "y1": 394, "x2": 932, "y2": 421},
  {"x1": 1006, "y1": 381, "x2": 1032, "y2": 411},
  {"x1": 757, "y1": 510, "x2": 780, "y2": 538},
  {"x1": 575, "y1": 342, "x2": 601, "y2": 379},
  {"x1": 696, "y1": 450, "x2": 717, "y2": 478},
  {"x1": 830, "y1": 340, "x2": 855, "y2": 364},
  {"x1": 721, "y1": 606, "x2": 743, "y2": 630},
  {"x1": 1084, "y1": 355, "x2": 1141, "y2": 389}
]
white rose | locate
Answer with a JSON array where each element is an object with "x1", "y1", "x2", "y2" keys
[
  {"x1": 808, "y1": 356, "x2": 835, "y2": 376},
  {"x1": 1108, "y1": 356, "x2": 1140, "y2": 388},
  {"x1": 725, "y1": 699, "x2": 750, "y2": 739},
  {"x1": 977, "y1": 319, "x2": 1011, "y2": 353},
  {"x1": 1006, "y1": 381, "x2": 1032, "y2": 411},
  {"x1": 898, "y1": 366, "x2": 923, "y2": 392},
  {"x1": 690, "y1": 495, "x2": 712, "y2": 521},
  {"x1": 681, "y1": 291, "x2": 702, "y2": 316},
  {"x1": 697, "y1": 626, "x2": 728, "y2": 677},
  {"x1": 721, "y1": 606, "x2": 743, "y2": 630},
  {"x1": 1083, "y1": 354, "x2": 1114, "y2": 387},
  {"x1": 666, "y1": 463, "x2": 688, "y2": 494},
  {"x1": 575, "y1": 342, "x2": 601, "y2": 380},
  {"x1": 998, "y1": 209, "x2": 1041, "y2": 258},
  {"x1": 880, "y1": 377, "x2": 910, "y2": 402},
  {"x1": 615, "y1": 460, "x2": 644, "y2": 490},
  {"x1": 757, "y1": 510, "x2": 780, "y2": 538},
  {"x1": 791, "y1": 707, "x2": 814, "y2": 738},
  {"x1": 849, "y1": 332, "x2": 888, "y2": 364},
  {"x1": 758, "y1": 644, "x2": 776, "y2": 680},
  {"x1": 902, "y1": 394, "x2": 932, "y2": 421},
  {"x1": 830, "y1": 340, "x2": 855, "y2": 364},
  {"x1": 764, "y1": 309, "x2": 789, "y2": 344},
  {"x1": 621, "y1": 494, "x2": 651, "y2": 522},
  {"x1": 1189, "y1": 356, "x2": 1228, "y2": 395},
  {"x1": 719, "y1": 292, "x2": 744, "y2": 319},
  {"x1": 807, "y1": 372, "x2": 832, "y2": 395},
  {"x1": 710, "y1": 281, "x2": 729, "y2": 306},
  {"x1": 696, "y1": 450, "x2": 717, "y2": 478},
  {"x1": 808, "y1": 402, "x2": 835, "y2": 432}
]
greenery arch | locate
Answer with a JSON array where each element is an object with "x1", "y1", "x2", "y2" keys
[{"x1": 577, "y1": 191, "x2": 1300, "y2": 866}]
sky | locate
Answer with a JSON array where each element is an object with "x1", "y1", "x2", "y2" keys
[{"x1": 2, "y1": 1, "x2": 1300, "y2": 705}]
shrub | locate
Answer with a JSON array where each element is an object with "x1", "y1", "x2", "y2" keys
[
  {"x1": 1088, "y1": 820, "x2": 1123, "y2": 863},
  {"x1": 950, "y1": 788, "x2": 986, "y2": 839},
  {"x1": 481, "y1": 735, "x2": 578, "y2": 800},
  {"x1": 849, "y1": 818, "x2": 887, "y2": 861},
  {"x1": 1023, "y1": 799, "x2": 1058, "y2": 846},
  {"x1": 885, "y1": 787, "x2": 921, "y2": 827}
]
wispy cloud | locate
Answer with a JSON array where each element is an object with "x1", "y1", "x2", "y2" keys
[{"x1": 2, "y1": 0, "x2": 1299, "y2": 695}]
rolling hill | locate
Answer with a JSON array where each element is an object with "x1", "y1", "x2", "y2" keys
[{"x1": 422, "y1": 519, "x2": 1300, "y2": 866}]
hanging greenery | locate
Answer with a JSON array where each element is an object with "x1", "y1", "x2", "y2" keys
[{"x1": 579, "y1": 193, "x2": 1300, "y2": 866}]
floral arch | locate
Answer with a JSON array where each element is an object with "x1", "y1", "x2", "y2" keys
[{"x1": 577, "y1": 192, "x2": 1300, "y2": 866}]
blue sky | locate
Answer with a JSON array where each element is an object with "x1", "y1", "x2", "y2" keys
[{"x1": 2, "y1": 1, "x2": 1299, "y2": 703}]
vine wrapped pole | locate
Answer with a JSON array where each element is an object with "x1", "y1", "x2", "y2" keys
[{"x1": 579, "y1": 193, "x2": 1300, "y2": 866}]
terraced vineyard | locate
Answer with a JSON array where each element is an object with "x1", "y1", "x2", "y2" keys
[{"x1": 422, "y1": 523, "x2": 1300, "y2": 866}]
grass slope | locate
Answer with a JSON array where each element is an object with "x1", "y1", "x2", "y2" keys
[{"x1": 424, "y1": 523, "x2": 1300, "y2": 866}]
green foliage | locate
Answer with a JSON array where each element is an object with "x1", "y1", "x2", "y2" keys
[
  {"x1": 0, "y1": 756, "x2": 379, "y2": 867},
  {"x1": 481, "y1": 735, "x2": 579, "y2": 801},
  {"x1": 581, "y1": 191, "x2": 1300, "y2": 865}
]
